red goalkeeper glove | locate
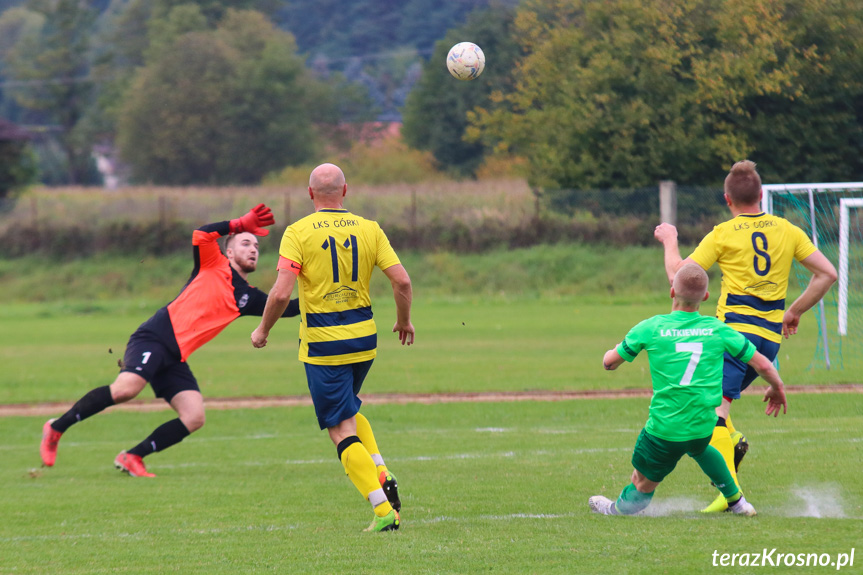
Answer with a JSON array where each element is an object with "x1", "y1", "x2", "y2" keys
[{"x1": 230, "y1": 203, "x2": 275, "y2": 236}]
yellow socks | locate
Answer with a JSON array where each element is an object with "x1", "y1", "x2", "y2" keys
[
  {"x1": 725, "y1": 416, "x2": 737, "y2": 435},
  {"x1": 337, "y1": 436, "x2": 392, "y2": 517},
  {"x1": 373, "y1": 501, "x2": 394, "y2": 518},
  {"x1": 710, "y1": 424, "x2": 739, "y2": 487},
  {"x1": 355, "y1": 413, "x2": 379, "y2": 453},
  {"x1": 355, "y1": 412, "x2": 389, "y2": 477}
]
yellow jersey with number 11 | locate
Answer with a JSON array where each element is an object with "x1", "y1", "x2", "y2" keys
[
  {"x1": 688, "y1": 212, "x2": 817, "y2": 344},
  {"x1": 278, "y1": 208, "x2": 401, "y2": 365}
]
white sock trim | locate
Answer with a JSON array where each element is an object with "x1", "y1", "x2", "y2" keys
[{"x1": 369, "y1": 487, "x2": 388, "y2": 509}]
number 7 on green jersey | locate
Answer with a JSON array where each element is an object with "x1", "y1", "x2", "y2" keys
[{"x1": 675, "y1": 342, "x2": 702, "y2": 386}]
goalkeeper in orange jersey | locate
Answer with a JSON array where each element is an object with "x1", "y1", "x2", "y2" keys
[
  {"x1": 654, "y1": 160, "x2": 837, "y2": 512},
  {"x1": 40, "y1": 205, "x2": 299, "y2": 477}
]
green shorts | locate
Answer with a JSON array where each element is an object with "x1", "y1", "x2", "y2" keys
[{"x1": 631, "y1": 429, "x2": 712, "y2": 483}]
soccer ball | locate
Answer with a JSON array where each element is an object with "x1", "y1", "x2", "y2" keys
[{"x1": 446, "y1": 42, "x2": 485, "y2": 81}]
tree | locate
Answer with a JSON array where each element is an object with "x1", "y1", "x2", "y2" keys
[
  {"x1": 117, "y1": 9, "x2": 322, "y2": 184},
  {"x1": 0, "y1": 119, "x2": 36, "y2": 203},
  {"x1": 2, "y1": 0, "x2": 97, "y2": 184},
  {"x1": 401, "y1": 3, "x2": 520, "y2": 176},
  {"x1": 84, "y1": 0, "x2": 153, "y2": 140},
  {"x1": 471, "y1": 0, "x2": 863, "y2": 189},
  {"x1": 151, "y1": 0, "x2": 283, "y2": 25},
  {"x1": 396, "y1": 0, "x2": 495, "y2": 50},
  {"x1": 87, "y1": 1, "x2": 211, "y2": 141},
  {"x1": 0, "y1": 7, "x2": 44, "y2": 121},
  {"x1": 276, "y1": 0, "x2": 519, "y2": 122},
  {"x1": 733, "y1": 0, "x2": 863, "y2": 183},
  {"x1": 0, "y1": 7, "x2": 43, "y2": 58}
]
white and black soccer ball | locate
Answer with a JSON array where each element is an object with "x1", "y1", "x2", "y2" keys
[{"x1": 446, "y1": 42, "x2": 485, "y2": 81}]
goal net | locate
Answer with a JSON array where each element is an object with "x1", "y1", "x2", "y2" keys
[{"x1": 762, "y1": 183, "x2": 863, "y2": 372}]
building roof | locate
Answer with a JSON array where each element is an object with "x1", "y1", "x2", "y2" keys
[{"x1": 0, "y1": 118, "x2": 32, "y2": 141}]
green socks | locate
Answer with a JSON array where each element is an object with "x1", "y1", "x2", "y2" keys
[
  {"x1": 693, "y1": 445, "x2": 740, "y2": 499},
  {"x1": 615, "y1": 483, "x2": 654, "y2": 515}
]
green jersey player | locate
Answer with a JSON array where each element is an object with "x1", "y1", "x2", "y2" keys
[{"x1": 589, "y1": 264, "x2": 787, "y2": 517}]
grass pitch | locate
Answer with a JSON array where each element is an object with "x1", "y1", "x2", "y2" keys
[
  {"x1": 0, "y1": 296, "x2": 852, "y2": 406},
  {"x1": 2, "y1": 395, "x2": 860, "y2": 574},
  {"x1": 1, "y1": 284, "x2": 859, "y2": 573}
]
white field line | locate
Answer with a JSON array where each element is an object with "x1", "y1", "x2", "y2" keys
[
  {"x1": 3, "y1": 495, "x2": 859, "y2": 545},
  {"x1": 151, "y1": 436, "x2": 863, "y2": 470},
  {"x1": 0, "y1": 425, "x2": 639, "y2": 453},
  {"x1": 155, "y1": 446, "x2": 634, "y2": 469},
  {"x1": 0, "y1": 522, "x2": 299, "y2": 544},
  {"x1": 0, "y1": 513, "x2": 581, "y2": 544},
  {"x1": 3, "y1": 426, "x2": 859, "y2": 454},
  {"x1": 18, "y1": 433, "x2": 858, "y2": 467},
  {"x1": 2, "y1": 384, "x2": 861, "y2": 417}
]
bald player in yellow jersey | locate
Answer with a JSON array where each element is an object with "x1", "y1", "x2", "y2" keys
[
  {"x1": 655, "y1": 160, "x2": 837, "y2": 512},
  {"x1": 252, "y1": 163, "x2": 414, "y2": 532}
]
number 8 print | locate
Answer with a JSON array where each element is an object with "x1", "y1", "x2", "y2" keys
[{"x1": 751, "y1": 232, "x2": 772, "y2": 276}]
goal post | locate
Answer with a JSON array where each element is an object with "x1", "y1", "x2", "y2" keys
[
  {"x1": 762, "y1": 183, "x2": 863, "y2": 372},
  {"x1": 839, "y1": 198, "x2": 863, "y2": 336}
]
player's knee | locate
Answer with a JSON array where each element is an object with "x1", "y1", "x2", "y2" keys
[
  {"x1": 110, "y1": 377, "x2": 146, "y2": 403},
  {"x1": 181, "y1": 412, "x2": 206, "y2": 432},
  {"x1": 631, "y1": 470, "x2": 658, "y2": 493},
  {"x1": 110, "y1": 388, "x2": 135, "y2": 403}
]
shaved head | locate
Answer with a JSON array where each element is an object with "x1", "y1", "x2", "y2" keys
[
  {"x1": 309, "y1": 163, "x2": 346, "y2": 196},
  {"x1": 673, "y1": 264, "x2": 709, "y2": 306}
]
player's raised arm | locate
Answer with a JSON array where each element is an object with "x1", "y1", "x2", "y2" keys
[
  {"x1": 654, "y1": 223, "x2": 686, "y2": 285},
  {"x1": 230, "y1": 203, "x2": 275, "y2": 236}
]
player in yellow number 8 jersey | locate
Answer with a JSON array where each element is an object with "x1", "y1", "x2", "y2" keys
[{"x1": 654, "y1": 160, "x2": 837, "y2": 512}]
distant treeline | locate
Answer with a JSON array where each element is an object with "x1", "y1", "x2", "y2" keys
[{"x1": 4, "y1": 0, "x2": 861, "y2": 204}]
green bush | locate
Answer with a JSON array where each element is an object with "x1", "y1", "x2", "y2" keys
[
  {"x1": 0, "y1": 141, "x2": 37, "y2": 207},
  {"x1": 266, "y1": 132, "x2": 447, "y2": 187}
]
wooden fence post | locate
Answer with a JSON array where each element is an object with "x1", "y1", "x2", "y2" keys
[
  {"x1": 659, "y1": 181, "x2": 677, "y2": 225},
  {"x1": 158, "y1": 195, "x2": 168, "y2": 254},
  {"x1": 532, "y1": 187, "x2": 542, "y2": 219},
  {"x1": 410, "y1": 188, "x2": 417, "y2": 236},
  {"x1": 285, "y1": 191, "x2": 291, "y2": 226},
  {"x1": 31, "y1": 195, "x2": 39, "y2": 249}
]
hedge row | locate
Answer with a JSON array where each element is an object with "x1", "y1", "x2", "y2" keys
[{"x1": 2, "y1": 215, "x2": 715, "y2": 258}]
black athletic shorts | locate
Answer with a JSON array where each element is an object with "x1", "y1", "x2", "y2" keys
[{"x1": 122, "y1": 333, "x2": 199, "y2": 402}]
